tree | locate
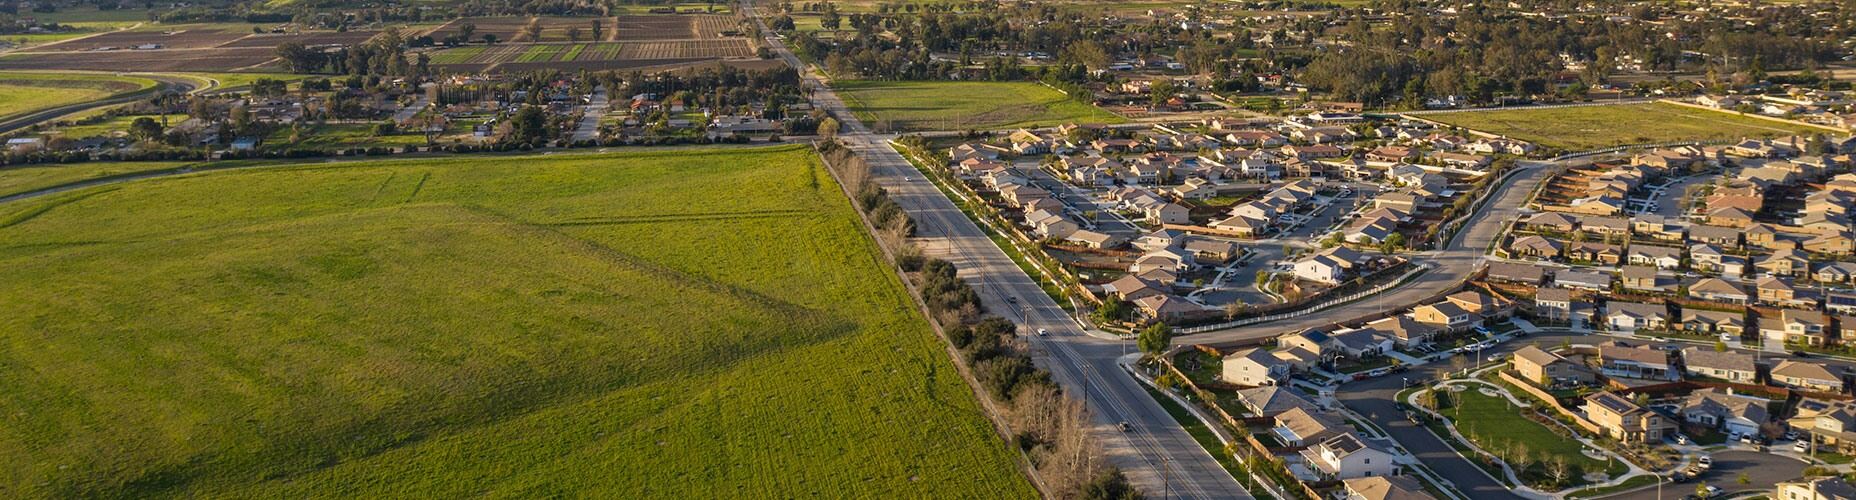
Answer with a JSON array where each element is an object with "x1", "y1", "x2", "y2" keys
[
  {"x1": 817, "y1": 117, "x2": 839, "y2": 139},
  {"x1": 457, "y1": 23, "x2": 476, "y2": 44},
  {"x1": 1137, "y1": 322, "x2": 1172, "y2": 356},
  {"x1": 482, "y1": 33, "x2": 498, "y2": 45},
  {"x1": 1079, "y1": 469, "x2": 1139, "y2": 500},
  {"x1": 129, "y1": 116, "x2": 164, "y2": 141},
  {"x1": 1061, "y1": 40, "x2": 1111, "y2": 72},
  {"x1": 510, "y1": 105, "x2": 547, "y2": 142},
  {"x1": 1715, "y1": 340, "x2": 1728, "y2": 352},
  {"x1": 1149, "y1": 79, "x2": 1179, "y2": 109},
  {"x1": 275, "y1": 41, "x2": 323, "y2": 73},
  {"x1": 588, "y1": 20, "x2": 602, "y2": 41},
  {"x1": 1696, "y1": 481, "x2": 1710, "y2": 498},
  {"x1": 566, "y1": 27, "x2": 582, "y2": 42},
  {"x1": 520, "y1": 19, "x2": 543, "y2": 42},
  {"x1": 1382, "y1": 233, "x2": 1407, "y2": 254}
]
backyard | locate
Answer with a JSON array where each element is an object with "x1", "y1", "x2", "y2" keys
[
  {"x1": 1420, "y1": 102, "x2": 1835, "y2": 151},
  {"x1": 834, "y1": 80, "x2": 1126, "y2": 132},
  {"x1": 0, "y1": 145, "x2": 1035, "y2": 498}
]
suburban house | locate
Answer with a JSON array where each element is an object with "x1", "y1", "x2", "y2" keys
[
  {"x1": 1598, "y1": 341, "x2": 1678, "y2": 380},
  {"x1": 1358, "y1": 315, "x2": 1437, "y2": 348},
  {"x1": 1235, "y1": 386, "x2": 1321, "y2": 417},
  {"x1": 1772, "y1": 360, "x2": 1845, "y2": 393},
  {"x1": 1301, "y1": 432, "x2": 1401, "y2": 480},
  {"x1": 1774, "y1": 477, "x2": 1856, "y2": 500},
  {"x1": 1272, "y1": 406, "x2": 1345, "y2": 448},
  {"x1": 1412, "y1": 301, "x2": 1478, "y2": 333},
  {"x1": 1681, "y1": 347, "x2": 1757, "y2": 383},
  {"x1": 1621, "y1": 266, "x2": 1668, "y2": 292},
  {"x1": 1605, "y1": 301, "x2": 1670, "y2": 333},
  {"x1": 1341, "y1": 475, "x2": 1429, "y2": 500},
  {"x1": 1278, "y1": 329, "x2": 1343, "y2": 363},
  {"x1": 1293, "y1": 247, "x2": 1365, "y2": 284},
  {"x1": 1511, "y1": 345, "x2": 1596, "y2": 387},
  {"x1": 1221, "y1": 348, "x2": 1289, "y2": 387},
  {"x1": 1584, "y1": 391, "x2": 1674, "y2": 444},
  {"x1": 1689, "y1": 278, "x2": 1751, "y2": 304},
  {"x1": 1679, "y1": 309, "x2": 1747, "y2": 336},
  {"x1": 1678, "y1": 388, "x2": 1770, "y2": 437},
  {"x1": 1487, "y1": 262, "x2": 1546, "y2": 285},
  {"x1": 1762, "y1": 309, "x2": 1832, "y2": 348},
  {"x1": 1555, "y1": 270, "x2": 1613, "y2": 291},
  {"x1": 1535, "y1": 287, "x2": 1574, "y2": 322}
]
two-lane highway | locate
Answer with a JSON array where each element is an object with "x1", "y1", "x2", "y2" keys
[{"x1": 740, "y1": 1, "x2": 1249, "y2": 497}]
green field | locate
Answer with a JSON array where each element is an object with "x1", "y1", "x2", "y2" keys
[
  {"x1": 0, "y1": 71, "x2": 157, "y2": 120},
  {"x1": 835, "y1": 80, "x2": 1125, "y2": 132},
  {"x1": 1420, "y1": 102, "x2": 1835, "y2": 151},
  {"x1": 516, "y1": 43, "x2": 568, "y2": 62},
  {"x1": 0, "y1": 146, "x2": 1034, "y2": 497},
  {"x1": 0, "y1": 161, "x2": 193, "y2": 197},
  {"x1": 426, "y1": 45, "x2": 484, "y2": 64},
  {"x1": 50, "y1": 113, "x2": 189, "y2": 139},
  {"x1": 1448, "y1": 389, "x2": 1623, "y2": 486},
  {"x1": 262, "y1": 123, "x2": 436, "y2": 150}
]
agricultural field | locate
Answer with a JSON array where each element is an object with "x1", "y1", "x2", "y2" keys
[
  {"x1": 0, "y1": 72, "x2": 157, "y2": 119},
  {"x1": 32, "y1": 23, "x2": 258, "y2": 51},
  {"x1": 0, "y1": 146, "x2": 1035, "y2": 498},
  {"x1": 0, "y1": 161, "x2": 194, "y2": 198},
  {"x1": 427, "y1": 40, "x2": 749, "y2": 72},
  {"x1": 47, "y1": 113, "x2": 188, "y2": 139},
  {"x1": 425, "y1": 16, "x2": 621, "y2": 43},
  {"x1": 0, "y1": 46, "x2": 280, "y2": 72},
  {"x1": 1420, "y1": 101, "x2": 1836, "y2": 151},
  {"x1": 834, "y1": 80, "x2": 1127, "y2": 131},
  {"x1": 615, "y1": 14, "x2": 738, "y2": 40}
]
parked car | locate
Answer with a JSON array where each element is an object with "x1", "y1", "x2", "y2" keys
[
  {"x1": 1796, "y1": 441, "x2": 1812, "y2": 453},
  {"x1": 1794, "y1": 351, "x2": 1812, "y2": 358},
  {"x1": 1036, "y1": 328, "x2": 1048, "y2": 337},
  {"x1": 1697, "y1": 455, "x2": 1712, "y2": 468},
  {"x1": 1704, "y1": 485, "x2": 1722, "y2": 498},
  {"x1": 1671, "y1": 433, "x2": 1690, "y2": 445}
]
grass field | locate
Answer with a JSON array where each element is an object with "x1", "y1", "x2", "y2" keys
[
  {"x1": 1449, "y1": 389, "x2": 1623, "y2": 485},
  {"x1": 1420, "y1": 102, "x2": 1835, "y2": 151},
  {"x1": 51, "y1": 113, "x2": 189, "y2": 139},
  {"x1": 0, "y1": 146, "x2": 1034, "y2": 498},
  {"x1": 0, "y1": 161, "x2": 193, "y2": 197},
  {"x1": 835, "y1": 80, "x2": 1125, "y2": 132},
  {"x1": 262, "y1": 123, "x2": 436, "y2": 150},
  {"x1": 0, "y1": 71, "x2": 157, "y2": 120}
]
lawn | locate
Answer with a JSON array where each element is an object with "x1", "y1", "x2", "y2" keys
[
  {"x1": 1420, "y1": 102, "x2": 1836, "y2": 152},
  {"x1": 0, "y1": 161, "x2": 194, "y2": 197},
  {"x1": 0, "y1": 71, "x2": 157, "y2": 120},
  {"x1": 1447, "y1": 389, "x2": 1623, "y2": 486},
  {"x1": 0, "y1": 145, "x2": 1036, "y2": 498},
  {"x1": 834, "y1": 80, "x2": 1126, "y2": 132}
]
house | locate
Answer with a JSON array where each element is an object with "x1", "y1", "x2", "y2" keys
[
  {"x1": 1621, "y1": 266, "x2": 1668, "y2": 292},
  {"x1": 1066, "y1": 230, "x2": 1123, "y2": 249},
  {"x1": 1678, "y1": 388, "x2": 1770, "y2": 437},
  {"x1": 1833, "y1": 292, "x2": 1856, "y2": 315},
  {"x1": 1524, "y1": 212, "x2": 1581, "y2": 233},
  {"x1": 1689, "y1": 278, "x2": 1751, "y2": 304},
  {"x1": 1627, "y1": 245, "x2": 1683, "y2": 270},
  {"x1": 1446, "y1": 291, "x2": 1510, "y2": 319},
  {"x1": 1774, "y1": 477, "x2": 1856, "y2": 500},
  {"x1": 1487, "y1": 262, "x2": 1546, "y2": 285},
  {"x1": 1772, "y1": 360, "x2": 1845, "y2": 393},
  {"x1": 1605, "y1": 301, "x2": 1670, "y2": 333},
  {"x1": 1584, "y1": 391, "x2": 1674, "y2": 443},
  {"x1": 1183, "y1": 238, "x2": 1242, "y2": 263},
  {"x1": 1302, "y1": 432, "x2": 1401, "y2": 480},
  {"x1": 1221, "y1": 348, "x2": 1289, "y2": 387},
  {"x1": 1293, "y1": 247, "x2": 1364, "y2": 284},
  {"x1": 1236, "y1": 386, "x2": 1321, "y2": 417},
  {"x1": 1272, "y1": 406, "x2": 1345, "y2": 448},
  {"x1": 1758, "y1": 276, "x2": 1807, "y2": 307},
  {"x1": 1133, "y1": 294, "x2": 1203, "y2": 322},
  {"x1": 1680, "y1": 309, "x2": 1747, "y2": 336},
  {"x1": 1758, "y1": 248, "x2": 1811, "y2": 277},
  {"x1": 1598, "y1": 341, "x2": 1677, "y2": 380},
  {"x1": 1104, "y1": 275, "x2": 1170, "y2": 301},
  {"x1": 1763, "y1": 309, "x2": 1831, "y2": 347},
  {"x1": 1536, "y1": 287, "x2": 1574, "y2": 321},
  {"x1": 1566, "y1": 242, "x2": 1623, "y2": 265},
  {"x1": 1817, "y1": 262, "x2": 1856, "y2": 285},
  {"x1": 1681, "y1": 347, "x2": 1757, "y2": 383},
  {"x1": 1508, "y1": 235, "x2": 1564, "y2": 259},
  {"x1": 1689, "y1": 224, "x2": 1744, "y2": 248},
  {"x1": 1412, "y1": 301, "x2": 1478, "y2": 332},
  {"x1": 1556, "y1": 269, "x2": 1613, "y2": 291},
  {"x1": 1133, "y1": 229, "x2": 1187, "y2": 252},
  {"x1": 1358, "y1": 315, "x2": 1437, "y2": 348},
  {"x1": 1341, "y1": 475, "x2": 1429, "y2": 500},
  {"x1": 1512, "y1": 345, "x2": 1596, "y2": 387},
  {"x1": 1144, "y1": 202, "x2": 1192, "y2": 225}
]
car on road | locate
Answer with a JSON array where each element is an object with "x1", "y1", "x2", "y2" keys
[
  {"x1": 1473, "y1": 325, "x2": 1492, "y2": 335},
  {"x1": 1797, "y1": 441, "x2": 1812, "y2": 453},
  {"x1": 1007, "y1": 296, "x2": 1018, "y2": 304},
  {"x1": 1118, "y1": 422, "x2": 1133, "y2": 432},
  {"x1": 1671, "y1": 433, "x2": 1689, "y2": 445},
  {"x1": 1036, "y1": 328, "x2": 1048, "y2": 337},
  {"x1": 1703, "y1": 485, "x2": 1722, "y2": 498},
  {"x1": 1793, "y1": 351, "x2": 1812, "y2": 358}
]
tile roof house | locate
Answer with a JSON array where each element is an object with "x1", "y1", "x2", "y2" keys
[
  {"x1": 1598, "y1": 341, "x2": 1677, "y2": 380},
  {"x1": 1412, "y1": 301, "x2": 1479, "y2": 332},
  {"x1": 1678, "y1": 388, "x2": 1770, "y2": 437},
  {"x1": 1272, "y1": 406, "x2": 1345, "y2": 448},
  {"x1": 1508, "y1": 235, "x2": 1564, "y2": 259},
  {"x1": 1680, "y1": 347, "x2": 1757, "y2": 383},
  {"x1": 1775, "y1": 477, "x2": 1856, "y2": 500},
  {"x1": 1487, "y1": 261, "x2": 1546, "y2": 285},
  {"x1": 1688, "y1": 277, "x2": 1751, "y2": 304},
  {"x1": 1679, "y1": 309, "x2": 1747, "y2": 336},
  {"x1": 1222, "y1": 348, "x2": 1290, "y2": 387},
  {"x1": 1555, "y1": 269, "x2": 1613, "y2": 291},
  {"x1": 1772, "y1": 360, "x2": 1845, "y2": 393},
  {"x1": 1584, "y1": 391, "x2": 1674, "y2": 444}
]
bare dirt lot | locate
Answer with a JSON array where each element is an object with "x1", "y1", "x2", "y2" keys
[
  {"x1": 617, "y1": 39, "x2": 752, "y2": 59},
  {"x1": 216, "y1": 31, "x2": 380, "y2": 49},
  {"x1": 0, "y1": 47, "x2": 279, "y2": 71},
  {"x1": 615, "y1": 14, "x2": 738, "y2": 40}
]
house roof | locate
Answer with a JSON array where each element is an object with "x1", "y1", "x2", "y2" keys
[
  {"x1": 1689, "y1": 278, "x2": 1746, "y2": 298},
  {"x1": 1536, "y1": 287, "x2": 1573, "y2": 303},
  {"x1": 1275, "y1": 407, "x2": 1343, "y2": 441},
  {"x1": 1607, "y1": 301, "x2": 1667, "y2": 320},
  {"x1": 1773, "y1": 360, "x2": 1840, "y2": 382},
  {"x1": 1343, "y1": 476, "x2": 1430, "y2": 500},
  {"x1": 1514, "y1": 345, "x2": 1566, "y2": 367},
  {"x1": 1681, "y1": 388, "x2": 1770, "y2": 424},
  {"x1": 1681, "y1": 347, "x2": 1755, "y2": 373},
  {"x1": 1600, "y1": 341, "x2": 1670, "y2": 366},
  {"x1": 1488, "y1": 261, "x2": 1545, "y2": 282},
  {"x1": 1235, "y1": 386, "x2": 1319, "y2": 415}
]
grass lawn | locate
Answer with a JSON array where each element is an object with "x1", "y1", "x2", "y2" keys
[
  {"x1": 0, "y1": 71, "x2": 157, "y2": 120},
  {"x1": 1420, "y1": 102, "x2": 1836, "y2": 151},
  {"x1": 834, "y1": 80, "x2": 1125, "y2": 132},
  {"x1": 0, "y1": 161, "x2": 194, "y2": 197},
  {"x1": 264, "y1": 123, "x2": 436, "y2": 150},
  {"x1": 0, "y1": 145, "x2": 1035, "y2": 498},
  {"x1": 1448, "y1": 389, "x2": 1623, "y2": 485}
]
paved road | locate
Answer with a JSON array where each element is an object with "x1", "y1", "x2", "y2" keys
[
  {"x1": 742, "y1": 2, "x2": 1249, "y2": 498},
  {"x1": 572, "y1": 86, "x2": 608, "y2": 142},
  {"x1": 390, "y1": 94, "x2": 430, "y2": 123},
  {"x1": 1184, "y1": 162, "x2": 1556, "y2": 349}
]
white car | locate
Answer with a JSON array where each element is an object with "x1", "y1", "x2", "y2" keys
[
  {"x1": 1796, "y1": 441, "x2": 1812, "y2": 453},
  {"x1": 1697, "y1": 455, "x2": 1712, "y2": 468}
]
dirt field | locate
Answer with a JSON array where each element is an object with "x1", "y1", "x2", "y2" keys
[
  {"x1": 426, "y1": 16, "x2": 628, "y2": 43},
  {"x1": 34, "y1": 27, "x2": 248, "y2": 51},
  {"x1": 215, "y1": 31, "x2": 380, "y2": 48},
  {"x1": 615, "y1": 14, "x2": 737, "y2": 40}
]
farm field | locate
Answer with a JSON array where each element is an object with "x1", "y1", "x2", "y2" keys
[
  {"x1": 0, "y1": 161, "x2": 194, "y2": 197},
  {"x1": 0, "y1": 146, "x2": 1035, "y2": 498},
  {"x1": 0, "y1": 72, "x2": 158, "y2": 119},
  {"x1": 426, "y1": 40, "x2": 749, "y2": 72},
  {"x1": 615, "y1": 14, "x2": 738, "y2": 40},
  {"x1": 0, "y1": 47, "x2": 280, "y2": 72},
  {"x1": 834, "y1": 80, "x2": 1127, "y2": 131},
  {"x1": 1419, "y1": 101, "x2": 1835, "y2": 151}
]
